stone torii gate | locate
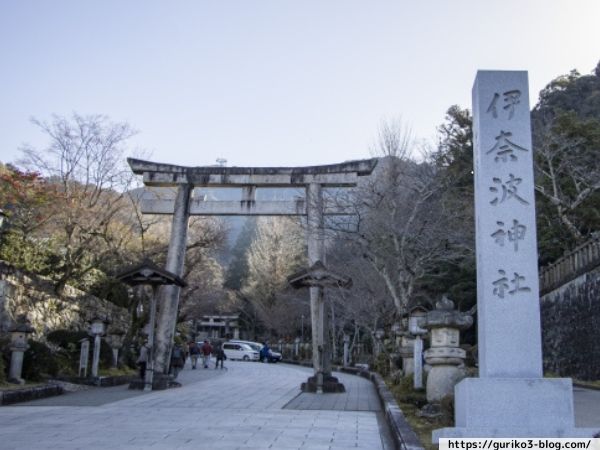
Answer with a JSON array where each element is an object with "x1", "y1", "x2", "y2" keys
[{"x1": 128, "y1": 157, "x2": 377, "y2": 388}]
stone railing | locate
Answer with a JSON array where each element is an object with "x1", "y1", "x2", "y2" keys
[{"x1": 539, "y1": 236, "x2": 600, "y2": 295}]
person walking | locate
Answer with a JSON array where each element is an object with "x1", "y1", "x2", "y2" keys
[
  {"x1": 214, "y1": 342, "x2": 226, "y2": 369},
  {"x1": 188, "y1": 341, "x2": 200, "y2": 369},
  {"x1": 136, "y1": 340, "x2": 149, "y2": 380},
  {"x1": 260, "y1": 341, "x2": 271, "y2": 363},
  {"x1": 170, "y1": 343, "x2": 185, "y2": 378},
  {"x1": 201, "y1": 339, "x2": 213, "y2": 368}
]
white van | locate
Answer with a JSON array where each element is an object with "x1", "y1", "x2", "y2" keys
[
  {"x1": 222, "y1": 342, "x2": 260, "y2": 361},
  {"x1": 229, "y1": 340, "x2": 282, "y2": 363}
]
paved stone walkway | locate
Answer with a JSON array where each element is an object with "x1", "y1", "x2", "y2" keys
[
  {"x1": 2, "y1": 363, "x2": 597, "y2": 449},
  {"x1": 0, "y1": 362, "x2": 391, "y2": 449},
  {"x1": 573, "y1": 386, "x2": 600, "y2": 428}
]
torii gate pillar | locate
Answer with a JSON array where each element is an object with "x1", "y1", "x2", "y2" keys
[
  {"x1": 155, "y1": 184, "x2": 192, "y2": 374},
  {"x1": 307, "y1": 182, "x2": 327, "y2": 391}
]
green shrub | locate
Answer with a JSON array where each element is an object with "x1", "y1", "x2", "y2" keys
[
  {"x1": 47, "y1": 329, "x2": 89, "y2": 348},
  {"x1": 88, "y1": 275, "x2": 130, "y2": 308},
  {"x1": 47, "y1": 329, "x2": 90, "y2": 374},
  {"x1": 119, "y1": 341, "x2": 138, "y2": 369},
  {"x1": 440, "y1": 394, "x2": 454, "y2": 417},
  {"x1": 99, "y1": 338, "x2": 113, "y2": 367},
  {"x1": 22, "y1": 340, "x2": 59, "y2": 381},
  {"x1": 0, "y1": 342, "x2": 7, "y2": 383},
  {"x1": 46, "y1": 329, "x2": 113, "y2": 372},
  {"x1": 390, "y1": 374, "x2": 428, "y2": 407},
  {"x1": 0, "y1": 335, "x2": 12, "y2": 382},
  {"x1": 373, "y1": 352, "x2": 391, "y2": 377}
]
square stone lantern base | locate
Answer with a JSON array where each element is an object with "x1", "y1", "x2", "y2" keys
[
  {"x1": 128, "y1": 374, "x2": 180, "y2": 390},
  {"x1": 301, "y1": 375, "x2": 345, "y2": 393},
  {"x1": 433, "y1": 378, "x2": 598, "y2": 439}
]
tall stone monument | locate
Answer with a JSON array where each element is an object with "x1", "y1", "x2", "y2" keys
[{"x1": 434, "y1": 71, "x2": 597, "y2": 439}]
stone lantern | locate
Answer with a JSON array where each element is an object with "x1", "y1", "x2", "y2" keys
[
  {"x1": 397, "y1": 315, "x2": 415, "y2": 376},
  {"x1": 88, "y1": 316, "x2": 110, "y2": 378},
  {"x1": 388, "y1": 322, "x2": 402, "y2": 374},
  {"x1": 8, "y1": 317, "x2": 34, "y2": 384},
  {"x1": 294, "y1": 337, "x2": 301, "y2": 357},
  {"x1": 90, "y1": 316, "x2": 109, "y2": 335},
  {"x1": 420, "y1": 295, "x2": 473, "y2": 403},
  {"x1": 107, "y1": 329, "x2": 126, "y2": 368},
  {"x1": 342, "y1": 334, "x2": 351, "y2": 367},
  {"x1": 390, "y1": 322, "x2": 402, "y2": 346},
  {"x1": 373, "y1": 328, "x2": 385, "y2": 358},
  {"x1": 408, "y1": 307, "x2": 427, "y2": 336}
]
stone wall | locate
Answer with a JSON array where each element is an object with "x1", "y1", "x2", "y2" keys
[
  {"x1": 0, "y1": 260, "x2": 130, "y2": 340},
  {"x1": 540, "y1": 266, "x2": 600, "y2": 380}
]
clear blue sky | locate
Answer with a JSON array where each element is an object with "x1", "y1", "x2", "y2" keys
[{"x1": 1, "y1": 1, "x2": 599, "y2": 168}]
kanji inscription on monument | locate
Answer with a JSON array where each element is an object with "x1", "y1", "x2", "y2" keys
[{"x1": 475, "y1": 71, "x2": 541, "y2": 377}]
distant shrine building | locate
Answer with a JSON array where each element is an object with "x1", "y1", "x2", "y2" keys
[{"x1": 192, "y1": 314, "x2": 240, "y2": 340}]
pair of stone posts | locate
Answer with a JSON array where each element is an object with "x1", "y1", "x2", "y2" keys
[{"x1": 82, "y1": 317, "x2": 126, "y2": 378}]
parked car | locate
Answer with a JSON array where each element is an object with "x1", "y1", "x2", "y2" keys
[
  {"x1": 229, "y1": 340, "x2": 282, "y2": 363},
  {"x1": 222, "y1": 341, "x2": 260, "y2": 361}
]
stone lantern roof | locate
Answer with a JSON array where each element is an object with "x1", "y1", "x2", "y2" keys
[
  {"x1": 419, "y1": 295, "x2": 474, "y2": 330},
  {"x1": 287, "y1": 261, "x2": 352, "y2": 289},
  {"x1": 8, "y1": 321, "x2": 35, "y2": 334},
  {"x1": 115, "y1": 259, "x2": 186, "y2": 288}
]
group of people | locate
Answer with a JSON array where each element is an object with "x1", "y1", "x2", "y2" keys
[
  {"x1": 186, "y1": 340, "x2": 226, "y2": 369},
  {"x1": 136, "y1": 338, "x2": 227, "y2": 380},
  {"x1": 169, "y1": 339, "x2": 227, "y2": 376}
]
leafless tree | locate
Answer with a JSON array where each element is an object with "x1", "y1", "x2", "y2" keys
[
  {"x1": 178, "y1": 217, "x2": 229, "y2": 319},
  {"x1": 17, "y1": 113, "x2": 139, "y2": 291},
  {"x1": 241, "y1": 216, "x2": 307, "y2": 335},
  {"x1": 328, "y1": 119, "x2": 469, "y2": 318},
  {"x1": 326, "y1": 238, "x2": 395, "y2": 360},
  {"x1": 534, "y1": 113, "x2": 600, "y2": 242}
]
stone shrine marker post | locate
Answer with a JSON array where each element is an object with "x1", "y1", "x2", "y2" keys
[{"x1": 434, "y1": 71, "x2": 596, "y2": 439}]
